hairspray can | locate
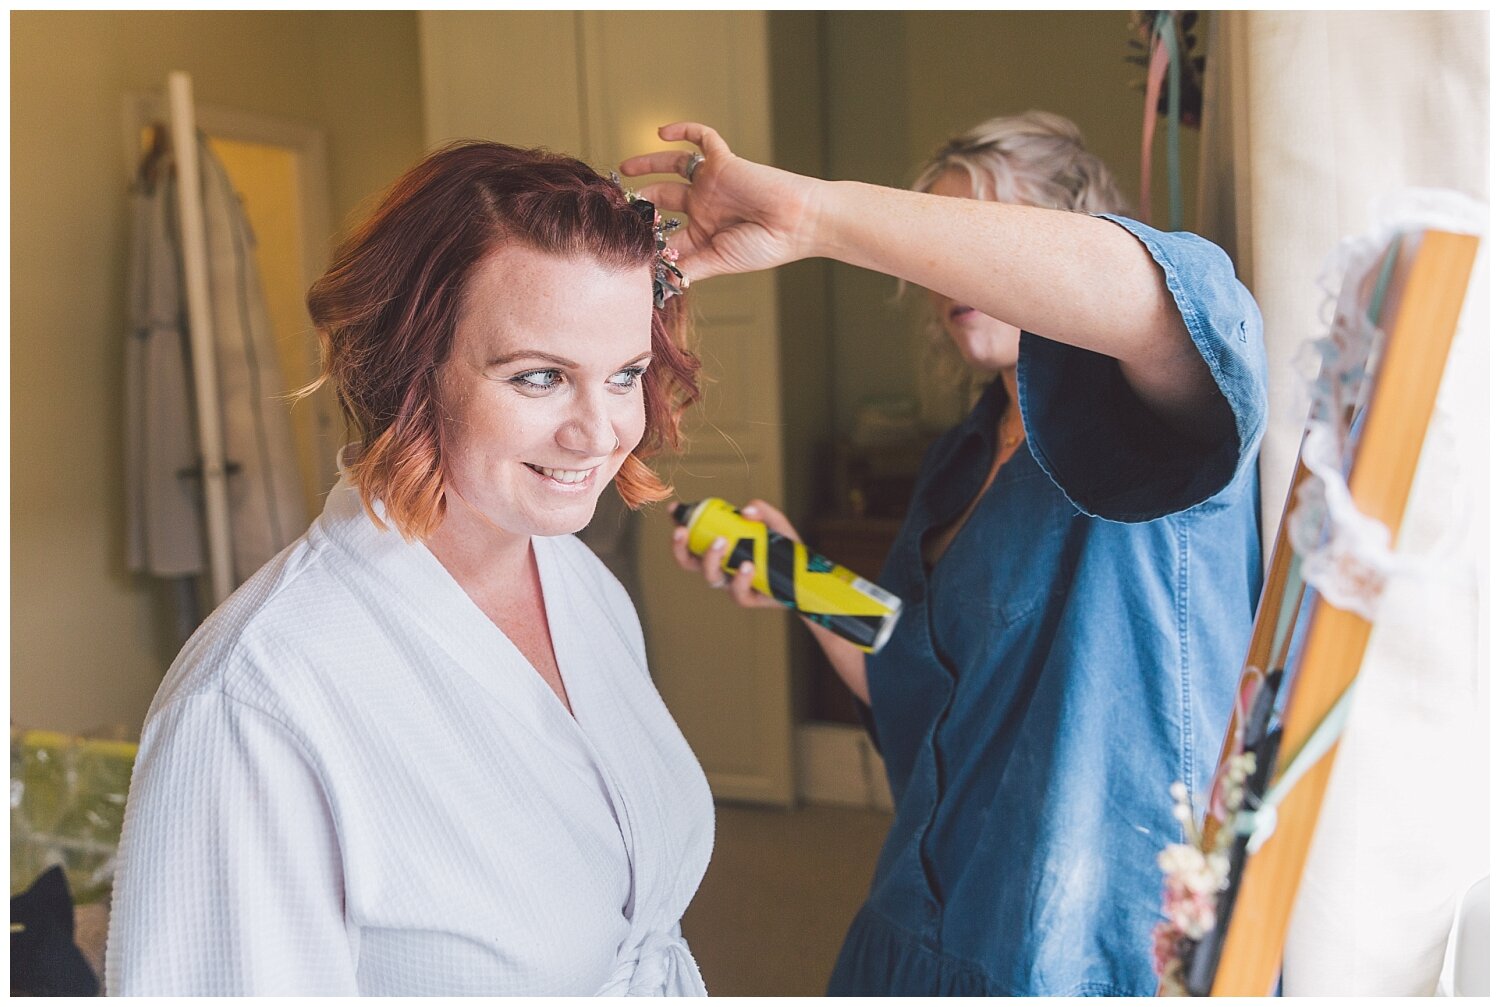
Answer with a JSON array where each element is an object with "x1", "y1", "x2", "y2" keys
[{"x1": 671, "y1": 498, "x2": 903, "y2": 654}]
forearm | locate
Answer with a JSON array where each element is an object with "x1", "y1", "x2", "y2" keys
[
  {"x1": 807, "y1": 180, "x2": 1219, "y2": 426},
  {"x1": 803, "y1": 617, "x2": 869, "y2": 706}
]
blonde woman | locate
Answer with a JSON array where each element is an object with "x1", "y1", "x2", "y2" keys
[{"x1": 624, "y1": 113, "x2": 1266, "y2": 996}]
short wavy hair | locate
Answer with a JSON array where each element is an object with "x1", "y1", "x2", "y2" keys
[
  {"x1": 306, "y1": 141, "x2": 700, "y2": 539},
  {"x1": 913, "y1": 110, "x2": 1128, "y2": 213},
  {"x1": 911, "y1": 111, "x2": 1129, "y2": 400}
]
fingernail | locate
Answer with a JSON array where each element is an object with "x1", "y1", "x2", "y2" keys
[
  {"x1": 741, "y1": 504, "x2": 759, "y2": 517},
  {"x1": 739, "y1": 561, "x2": 753, "y2": 575},
  {"x1": 712, "y1": 536, "x2": 727, "y2": 552}
]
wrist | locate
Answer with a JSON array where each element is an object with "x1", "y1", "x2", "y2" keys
[
  {"x1": 800, "y1": 179, "x2": 888, "y2": 269},
  {"x1": 791, "y1": 175, "x2": 842, "y2": 263}
]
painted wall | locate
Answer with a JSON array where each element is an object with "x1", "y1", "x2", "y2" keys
[{"x1": 11, "y1": 11, "x2": 425, "y2": 733}]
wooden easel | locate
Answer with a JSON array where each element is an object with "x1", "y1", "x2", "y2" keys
[{"x1": 1169, "y1": 228, "x2": 1480, "y2": 995}]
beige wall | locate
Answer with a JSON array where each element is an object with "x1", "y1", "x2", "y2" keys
[{"x1": 11, "y1": 11, "x2": 424, "y2": 733}]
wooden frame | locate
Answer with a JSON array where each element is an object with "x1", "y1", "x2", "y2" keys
[{"x1": 1170, "y1": 228, "x2": 1480, "y2": 995}]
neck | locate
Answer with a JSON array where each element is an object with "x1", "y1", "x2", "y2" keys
[
  {"x1": 998, "y1": 366, "x2": 1024, "y2": 439},
  {"x1": 424, "y1": 487, "x2": 534, "y2": 594}
]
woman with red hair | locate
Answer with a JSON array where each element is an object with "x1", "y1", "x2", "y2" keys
[{"x1": 107, "y1": 142, "x2": 713, "y2": 996}]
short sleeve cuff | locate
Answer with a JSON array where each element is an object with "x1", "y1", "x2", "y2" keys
[{"x1": 1017, "y1": 214, "x2": 1268, "y2": 523}]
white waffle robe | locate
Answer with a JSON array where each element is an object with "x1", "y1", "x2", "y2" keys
[{"x1": 106, "y1": 477, "x2": 715, "y2": 995}]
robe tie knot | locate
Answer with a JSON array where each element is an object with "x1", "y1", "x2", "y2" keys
[{"x1": 597, "y1": 927, "x2": 705, "y2": 996}]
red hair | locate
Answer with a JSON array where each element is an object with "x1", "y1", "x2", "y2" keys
[{"x1": 306, "y1": 141, "x2": 700, "y2": 538}]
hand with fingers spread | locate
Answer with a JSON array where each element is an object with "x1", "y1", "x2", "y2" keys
[{"x1": 619, "y1": 122, "x2": 824, "y2": 283}]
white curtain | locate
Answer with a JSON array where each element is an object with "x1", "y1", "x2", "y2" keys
[{"x1": 1197, "y1": 11, "x2": 1489, "y2": 995}]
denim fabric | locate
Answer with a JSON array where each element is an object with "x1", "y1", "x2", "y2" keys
[{"x1": 828, "y1": 216, "x2": 1268, "y2": 996}]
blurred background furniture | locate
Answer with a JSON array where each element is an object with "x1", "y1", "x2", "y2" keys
[{"x1": 11, "y1": 728, "x2": 137, "y2": 994}]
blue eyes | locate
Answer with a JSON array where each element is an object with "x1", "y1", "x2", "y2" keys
[
  {"x1": 512, "y1": 369, "x2": 563, "y2": 390},
  {"x1": 606, "y1": 366, "x2": 648, "y2": 389},
  {"x1": 508, "y1": 366, "x2": 647, "y2": 394}
]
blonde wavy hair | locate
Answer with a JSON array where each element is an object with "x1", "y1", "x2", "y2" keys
[{"x1": 912, "y1": 111, "x2": 1129, "y2": 405}]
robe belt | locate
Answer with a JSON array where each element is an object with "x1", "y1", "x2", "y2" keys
[{"x1": 596, "y1": 928, "x2": 705, "y2": 996}]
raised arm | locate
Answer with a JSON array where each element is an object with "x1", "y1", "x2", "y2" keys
[{"x1": 621, "y1": 122, "x2": 1223, "y2": 434}]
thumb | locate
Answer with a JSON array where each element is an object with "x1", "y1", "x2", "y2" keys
[
  {"x1": 674, "y1": 241, "x2": 728, "y2": 286},
  {"x1": 740, "y1": 499, "x2": 800, "y2": 541}
]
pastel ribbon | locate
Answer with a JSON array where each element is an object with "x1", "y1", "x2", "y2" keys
[
  {"x1": 1140, "y1": 11, "x2": 1184, "y2": 230},
  {"x1": 1234, "y1": 679, "x2": 1358, "y2": 853}
]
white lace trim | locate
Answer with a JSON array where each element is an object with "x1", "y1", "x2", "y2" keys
[{"x1": 1285, "y1": 189, "x2": 1485, "y2": 619}]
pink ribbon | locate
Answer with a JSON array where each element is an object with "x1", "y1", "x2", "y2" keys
[{"x1": 1139, "y1": 28, "x2": 1171, "y2": 226}]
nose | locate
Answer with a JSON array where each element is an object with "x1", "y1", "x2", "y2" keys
[{"x1": 556, "y1": 387, "x2": 620, "y2": 459}]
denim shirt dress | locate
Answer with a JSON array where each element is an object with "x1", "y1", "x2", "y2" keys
[{"x1": 828, "y1": 216, "x2": 1268, "y2": 996}]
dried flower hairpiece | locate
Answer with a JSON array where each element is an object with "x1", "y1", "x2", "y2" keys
[{"x1": 612, "y1": 173, "x2": 687, "y2": 309}]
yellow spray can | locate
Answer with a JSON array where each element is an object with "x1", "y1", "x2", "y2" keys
[{"x1": 671, "y1": 498, "x2": 904, "y2": 654}]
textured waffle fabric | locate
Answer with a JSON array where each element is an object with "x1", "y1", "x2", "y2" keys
[{"x1": 107, "y1": 477, "x2": 714, "y2": 995}]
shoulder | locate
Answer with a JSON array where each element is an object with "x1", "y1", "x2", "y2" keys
[
  {"x1": 149, "y1": 533, "x2": 369, "y2": 731},
  {"x1": 1097, "y1": 214, "x2": 1245, "y2": 295},
  {"x1": 1096, "y1": 213, "x2": 1265, "y2": 359}
]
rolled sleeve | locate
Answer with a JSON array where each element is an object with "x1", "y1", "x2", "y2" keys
[{"x1": 1017, "y1": 214, "x2": 1267, "y2": 523}]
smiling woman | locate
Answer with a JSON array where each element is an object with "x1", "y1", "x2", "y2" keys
[
  {"x1": 105, "y1": 142, "x2": 713, "y2": 996},
  {"x1": 435, "y1": 248, "x2": 655, "y2": 547}
]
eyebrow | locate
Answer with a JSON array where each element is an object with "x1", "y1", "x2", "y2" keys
[{"x1": 489, "y1": 350, "x2": 653, "y2": 369}]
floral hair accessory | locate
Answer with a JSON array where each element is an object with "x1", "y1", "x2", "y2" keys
[{"x1": 612, "y1": 173, "x2": 686, "y2": 309}]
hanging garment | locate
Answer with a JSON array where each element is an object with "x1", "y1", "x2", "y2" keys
[
  {"x1": 124, "y1": 133, "x2": 307, "y2": 591},
  {"x1": 105, "y1": 476, "x2": 714, "y2": 995},
  {"x1": 124, "y1": 155, "x2": 203, "y2": 579}
]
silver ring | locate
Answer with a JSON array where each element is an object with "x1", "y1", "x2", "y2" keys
[{"x1": 683, "y1": 152, "x2": 705, "y2": 182}]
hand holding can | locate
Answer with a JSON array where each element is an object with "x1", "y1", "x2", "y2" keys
[{"x1": 671, "y1": 498, "x2": 903, "y2": 654}]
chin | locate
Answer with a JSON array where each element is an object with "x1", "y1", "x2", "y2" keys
[
  {"x1": 951, "y1": 330, "x2": 1021, "y2": 372},
  {"x1": 954, "y1": 344, "x2": 1013, "y2": 373},
  {"x1": 528, "y1": 498, "x2": 601, "y2": 538}
]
